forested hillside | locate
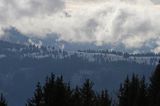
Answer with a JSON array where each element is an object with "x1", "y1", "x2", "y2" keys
[{"x1": 0, "y1": 40, "x2": 158, "y2": 106}]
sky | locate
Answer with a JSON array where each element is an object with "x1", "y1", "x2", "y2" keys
[{"x1": 1, "y1": 0, "x2": 160, "y2": 53}]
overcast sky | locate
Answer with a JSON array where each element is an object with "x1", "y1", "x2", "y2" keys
[{"x1": 1, "y1": 0, "x2": 160, "y2": 52}]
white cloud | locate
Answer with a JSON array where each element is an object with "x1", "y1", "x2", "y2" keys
[
  {"x1": 0, "y1": 0, "x2": 64, "y2": 37},
  {"x1": 1, "y1": 0, "x2": 160, "y2": 52}
]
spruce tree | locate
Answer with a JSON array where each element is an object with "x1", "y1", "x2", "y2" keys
[
  {"x1": 43, "y1": 74, "x2": 56, "y2": 106},
  {"x1": 53, "y1": 76, "x2": 71, "y2": 106},
  {"x1": 118, "y1": 74, "x2": 147, "y2": 106},
  {"x1": 137, "y1": 76, "x2": 148, "y2": 106},
  {"x1": 71, "y1": 86, "x2": 82, "y2": 106},
  {"x1": 80, "y1": 79, "x2": 96, "y2": 106},
  {"x1": 118, "y1": 76, "x2": 130, "y2": 106},
  {"x1": 129, "y1": 74, "x2": 140, "y2": 106},
  {"x1": 43, "y1": 75, "x2": 72, "y2": 106},
  {"x1": 148, "y1": 61, "x2": 160, "y2": 106},
  {"x1": 98, "y1": 90, "x2": 111, "y2": 106},
  {"x1": 26, "y1": 82, "x2": 44, "y2": 106}
]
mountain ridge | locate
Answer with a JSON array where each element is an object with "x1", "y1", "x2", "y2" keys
[{"x1": 0, "y1": 40, "x2": 157, "y2": 106}]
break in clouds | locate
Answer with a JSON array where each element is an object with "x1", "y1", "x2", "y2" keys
[{"x1": 1, "y1": 0, "x2": 160, "y2": 53}]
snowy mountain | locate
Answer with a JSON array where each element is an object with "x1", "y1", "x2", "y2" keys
[
  {"x1": 0, "y1": 39, "x2": 159, "y2": 65},
  {"x1": 0, "y1": 40, "x2": 158, "y2": 106}
]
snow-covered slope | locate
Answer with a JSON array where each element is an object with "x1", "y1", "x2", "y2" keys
[
  {"x1": 1, "y1": 40, "x2": 159, "y2": 66},
  {"x1": 0, "y1": 40, "x2": 158, "y2": 106}
]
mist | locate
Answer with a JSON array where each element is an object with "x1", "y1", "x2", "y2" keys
[{"x1": 0, "y1": 0, "x2": 160, "y2": 52}]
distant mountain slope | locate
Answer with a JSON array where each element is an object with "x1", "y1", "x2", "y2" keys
[{"x1": 0, "y1": 40, "x2": 158, "y2": 106}]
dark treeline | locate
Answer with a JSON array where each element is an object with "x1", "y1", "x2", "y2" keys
[
  {"x1": 1, "y1": 62, "x2": 160, "y2": 106},
  {"x1": 78, "y1": 49, "x2": 160, "y2": 57},
  {"x1": 26, "y1": 74, "x2": 111, "y2": 106}
]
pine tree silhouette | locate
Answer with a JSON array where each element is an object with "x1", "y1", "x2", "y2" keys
[
  {"x1": 137, "y1": 76, "x2": 148, "y2": 106},
  {"x1": 118, "y1": 76, "x2": 130, "y2": 106},
  {"x1": 80, "y1": 79, "x2": 96, "y2": 106},
  {"x1": 118, "y1": 74, "x2": 147, "y2": 106},
  {"x1": 26, "y1": 82, "x2": 44, "y2": 106},
  {"x1": 71, "y1": 86, "x2": 82, "y2": 106},
  {"x1": 43, "y1": 74, "x2": 56, "y2": 106},
  {"x1": 52, "y1": 76, "x2": 71, "y2": 106},
  {"x1": 98, "y1": 90, "x2": 111, "y2": 106},
  {"x1": 148, "y1": 61, "x2": 160, "y2": 106},
  {"x1": 27, "y1": 74, "x2": 113, "y2": 106},
  {"x1": 43, "y1": 74, "x2": 72, "y2": 106}
]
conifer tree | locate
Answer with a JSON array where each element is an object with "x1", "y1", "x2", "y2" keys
[
  {"x1": 98, "y1": 90, "x2": 111, "y2": 106},
  {"x1": 43, "y1": 75, "x2": 72, "y2": 106},
  {"x1": 148, "y1": 61, "x2": 160, "y2": 106},
  {"x1": 53, "y1": 76, "x2": 71, "y2": 106},
  {"x1": 43, "y1": 74, "x2": 56, "y2": 106},
  {"x1": 118, "y1": 74, "x2": 147, "y2": 106},
  {"x1": 118, "y1": 76, "x2": 130, "y2": 106},
  {"x1": 26, "y1": 82, "x2": 44, "y2": 106},
  {"x1": 96, "y1": 90, "x2": 111, "y2": 106},
  {"x1": 71, "y1": 86, "x2": 82, "y2": 106},
  {"x1": 137, "y1": 76, "x2": 148, "y2": 106},
  {"x1": 80, "y1": 79, "x2": 96, "y2": 106}
]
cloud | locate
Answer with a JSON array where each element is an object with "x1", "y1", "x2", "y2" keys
[
  {"x1": 1, "y1": 0, "x2": 160, "y2": 52},
  {"x1": 0, "y1": 0, "x2": 64, "y2": 36}
]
